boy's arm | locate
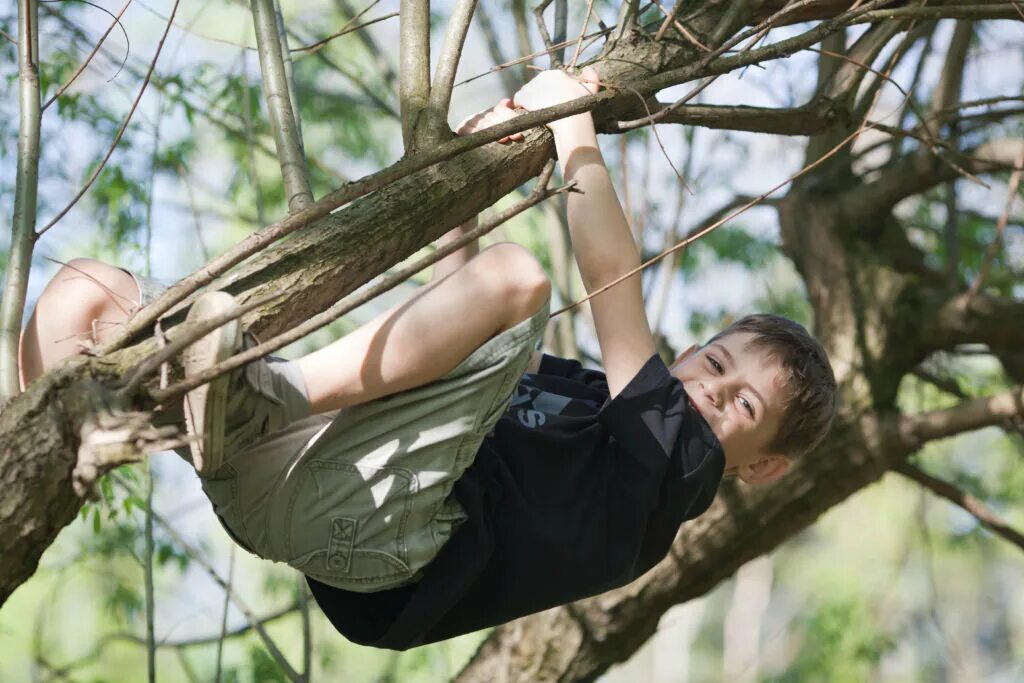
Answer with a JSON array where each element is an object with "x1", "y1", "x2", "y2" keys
[
  {"x1": 433, "y1": 100, "x2": 525, "y2": 284},
  {"x1": 515, "y1": 70, "x2": 656, "y2": 396}
]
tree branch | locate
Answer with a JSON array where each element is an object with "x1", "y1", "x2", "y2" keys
[
  {"x1": 0, "y1": 0, "x2": 41, "y2": 399},
  {"x1": 925, "y1": 292, "x2": 1024, "y2": 353},
  {"x1": 151, "y1": 162, "x2": 567, "y2": 402},
  {"x1": 898, "y1": 385, "x2": 1024, "y2": 451},
  {"x1": 841, "y1": 138, "x2": 1024, "y2": 219},
  {"x1": 399, "y1": 0, "x2": 431, "y2": 152},
  {"x1": 896, "y1": 462, "x2": 1024, "y2": 552},
  {"x1": 649, "y1": 100, "x2": 843, "y2": 134},
  {"x1": 429, "y1": 0, "x2": 477, "y2": 132},
  {"x1": 250, "y1": 0, "x2": 313, "y2": 212}
]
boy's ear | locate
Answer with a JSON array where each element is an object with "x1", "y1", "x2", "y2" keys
[
  {"x1": 737, "y1": 454, "x2": 790, "y2": 485},
  {"x1": 671, "y1": 344, "x2": 700, "y2": 369}
]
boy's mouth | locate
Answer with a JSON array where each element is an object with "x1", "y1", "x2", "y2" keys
[{"x1": 688, "y1": 396, "x2": 705, "y2": 421}]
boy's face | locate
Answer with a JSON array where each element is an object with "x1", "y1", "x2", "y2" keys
[{"x1": 669, "y1": 332, "x2": 791, "y2": 485}]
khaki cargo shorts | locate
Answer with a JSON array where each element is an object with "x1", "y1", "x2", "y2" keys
[{"x1": 199, "y1": 303, "x2": 549, "y2": 593}]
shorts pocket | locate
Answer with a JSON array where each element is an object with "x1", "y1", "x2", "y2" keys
[
  {"x1": 200, "y1": 464, "x2": 261, "y2": 557},
  {"x1": 283, "y1": 460, "x2": 417, "y2": 591}
]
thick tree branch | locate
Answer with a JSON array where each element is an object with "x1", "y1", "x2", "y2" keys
[
  {"x1": 841, "y1": 138, "x2": 1024, "y2": 219},
  {"x1": 924, "y1": 292, "x2": 1024, "y2": 352},
  {"x1": 896, "y1": 462, "x2": 1024, "y2": 552},
  {"x1": 898, "y1": 386, "x2": 1024, "y2": 451}
]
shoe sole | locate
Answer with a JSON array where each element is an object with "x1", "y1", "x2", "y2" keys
[{"x1": 182, "y1": 291, "x2": 241, "y2": 474}]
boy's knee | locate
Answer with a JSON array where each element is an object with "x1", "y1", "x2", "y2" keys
[
  {"x1": 477, "y1": 243, "x2": 550, "y2": 316},
  {"x1": 42, "y1": 258, "x2": 134, "y2": 316}
]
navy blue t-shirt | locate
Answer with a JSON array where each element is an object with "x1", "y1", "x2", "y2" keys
[{"x1": 308, "y1": 354, "x2": 725, "y2": 650}]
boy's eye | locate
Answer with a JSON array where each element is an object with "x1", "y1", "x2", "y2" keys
[{"x1": 739, "y1": 396, "x2": 755, "y2": 419}]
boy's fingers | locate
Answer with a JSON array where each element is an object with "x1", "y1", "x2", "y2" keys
[{"x1": 578, "y1": 65, "x2": 601, "y2": 94}]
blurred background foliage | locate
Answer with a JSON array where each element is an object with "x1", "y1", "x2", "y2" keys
[{"x1": 0, "y1": 0, "x2": 1022, "y2": 681}]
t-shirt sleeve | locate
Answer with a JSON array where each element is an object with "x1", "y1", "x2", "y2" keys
[{"x1": 597, "y1": 354, "x2": 725, "y2": 573}]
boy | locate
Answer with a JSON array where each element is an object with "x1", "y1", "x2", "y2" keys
[{"x1": 19, "y1": 69, "x2": 836, "y2": 650}]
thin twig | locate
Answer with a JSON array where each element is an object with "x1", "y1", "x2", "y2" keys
[
  {"x1": 455, "y1": 26, "x2": 614, "y2": 88},
  {"x1": 134, "y1": 489, "x2": 305, "y2": 681},
  {"x1": 151, "y1": 163, "x2": 569, "y2": 403},
  {"x1": 37, "y1": 0, "x2": 182, "y2": 237},
  {"x1": 569, "y1": 0, "x2": 598, "y2": 68},
  {"x1": 654, "y1": 0, "x2": 683, "y2": 41},
  {"x1": 651, "y1": 0, "x2": 709, "y2": 51},
  {"x1": 290, "y1": 11, "x2": 397, "y2": 55},
  {"x1": 119, "y1": 290, "x2": 288, "y2": 397},
  {"x1": 42, "y1": 0, "x2": 132, "y2": 111},
  {"x1": 897, "y1": 462, "x2": 1024, "y2": 552},
  {"x1": 144, "y1": 462, "x2": 156, "y2": 683},
  {"x1": 552, "y1": 119, "x2": 879, "y2": 317},
  {"x1": 961, "y1": 146, "x2": 1024, "y2": 307},
  {"x1": 214, "y1": 547, "x2": 235, "y2": 683}
]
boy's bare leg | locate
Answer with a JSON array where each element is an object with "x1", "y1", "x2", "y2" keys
[
  {"x1": 297, "y1": 242, "x2": 549, "y2": 414},
  {"x1": 19, "y1": 258, "x2": 140, "y2": 390}
]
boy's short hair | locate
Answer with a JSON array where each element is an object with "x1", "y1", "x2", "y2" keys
[{"x1": 706, "y1": 314, "x2": 837, "y2": 459}]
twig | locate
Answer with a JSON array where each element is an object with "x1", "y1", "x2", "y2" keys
[
  {"x1": 41, "y1": 0, "x2": 132, "y2": 111},
  {"x1": 290, "y1": 11, "x2": 397, "y2": 55},
  {"x1": 552, "y1": 116, "x2": 879, "y2": 317},
  {"x1": 455, "y1": 25, "x2": 614, "y2": 88},
  {"x1": 151, "y1": 162, "x2": 569, "y2": 403},
  {"x1": 145, "y1": 502, "x2": 303, "y2": 681},
  {"x1": 532, "y1": 0, "x2": 562, "y2": 68},
  {"x1": 651, "y1": 0, "x2": 709, "y2": 51},
  {"x1": 144, "y1": 462, "x2": 156, "y2": 683},
  {"x1": 569, "y1": 0, "x2": 598, "y2": 68},
  {"x1": 429, "y1": 0, "x2": 479, "y2": 124},
  {"x1": 119, "y1": 290, "x2": 288, "y2": 397},
  {"x1": 961, "y1": 146, "x2": 1024, "y2": 307},
  {"x1": 214, "y1": 547, "x2": 235, "y2": 683},
  {"x1": 654, "y1": 0, "x2": 682, "y2": 41},
  {"x1": 36, "y1": 0, "x2": 182, "y2": 237},
  {"x1": 897, "y1": 462, "x2": 1024, "y2": 552}
]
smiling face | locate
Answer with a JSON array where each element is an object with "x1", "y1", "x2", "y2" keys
[{"x1": 669, "y1": 332, "x2": 792, "y2": 485}]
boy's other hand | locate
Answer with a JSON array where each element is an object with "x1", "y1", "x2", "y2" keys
[
  {"x1": 455, "y1": 98, "x2": 523, "y2": 143},
  {"x1": 512, "y1": 67, "x2": 600, "y2": 134}
]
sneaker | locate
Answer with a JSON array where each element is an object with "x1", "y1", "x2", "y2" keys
[{"x1": 182, "y1": 291, "x2": 242, "y2": 474}]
